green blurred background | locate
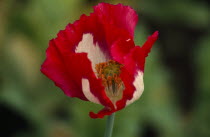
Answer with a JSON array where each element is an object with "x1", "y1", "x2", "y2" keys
[{"x1": 0, "y1": 0, "x2": 209, "y2": 137}]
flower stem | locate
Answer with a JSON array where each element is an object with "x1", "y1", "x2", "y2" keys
[{"x1": 104, "y1": 113, "x2": 115, "y2": 137}]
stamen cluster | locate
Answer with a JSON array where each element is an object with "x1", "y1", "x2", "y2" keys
[{"x1": 95, "y1": 60, "x2": 124, "y2": 104}]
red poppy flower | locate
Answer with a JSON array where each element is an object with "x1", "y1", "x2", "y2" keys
[{"x1": 41, "y1": 3, "x2": 158, "y2": 119}]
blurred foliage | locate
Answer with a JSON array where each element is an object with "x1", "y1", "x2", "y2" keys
[{"x1": 0, "y1": 0, "x2": 209, "y2": 137}]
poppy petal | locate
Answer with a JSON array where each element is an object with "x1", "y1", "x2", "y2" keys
[
  {"x1": 41, "y1": 40, "x2": 88, "y2": 100},
  {"x1": 75, "y1": 33, "x2": 109, "y2": 73},
  {"x1": 141, "y1": 31, "x2": 159, "y2": 57},
  {"x1": 89, "y1": 107, "x2": 116, "y2": 119},
  {"x1": 111, "y1": 38, "x2": 135, "y2": 63},
  {"x1": 94, "y1": 3, "x2": 138, "y2": 37},
  {"x1": 116, "y1": 47, "x2": 145, "y2": 110},
  {"x1": 42, "y1": 19, "x2": 115, "y2": 108}
]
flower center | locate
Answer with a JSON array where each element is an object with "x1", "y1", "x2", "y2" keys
[{"x1": 95, "y1": 60, "x2": 124, "y2": 105}]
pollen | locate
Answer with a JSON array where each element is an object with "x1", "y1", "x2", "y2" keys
[{"x1": 95, "y1": 60, "x2": 124, "y2": 105}]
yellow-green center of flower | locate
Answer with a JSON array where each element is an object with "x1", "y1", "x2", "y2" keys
[{"x1": 95, "y1": 60, "x2": 124, "y2": 104}]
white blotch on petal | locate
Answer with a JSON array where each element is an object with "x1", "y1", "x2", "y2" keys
[
  {"x1": 82, "y1": 78, "x2": 100, "y2": 104},
  {"x1": 126, "y1": 70, "x2": 144, "y2": 106},
  {"x1": 126, "y1": 38, "x2": 131, "y2": 42},
  {"x1": 75, "y1": 33, "x2": 108, "y2": 72}
]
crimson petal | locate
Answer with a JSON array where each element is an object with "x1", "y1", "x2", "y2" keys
[{"x1": 94, "y1": 3, "x2": 138, "y2": 37}]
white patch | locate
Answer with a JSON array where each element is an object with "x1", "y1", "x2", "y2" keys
[
  {"x1": 126, "y1": 38, "x2": 131, "y2": 42},
  {"x1": 82, "y1": 78, "x2": 100, "y2": 104},
  {"x1": 75, "y1": 33, "x2": 108, "y2": 72},
  {"x1": 126, "y1": 71, "x2": 144, "y2": 106}
]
